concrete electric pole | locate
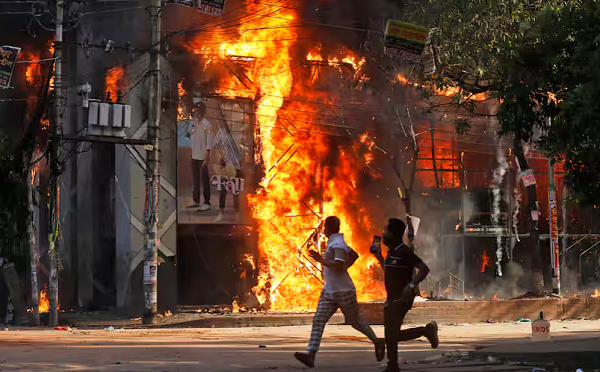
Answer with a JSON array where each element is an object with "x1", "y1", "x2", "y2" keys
[
  {"x1": 47, "y1": 0, "x2": 65, "y2": 328},
  {"x1": 142, "y1": 0, "x2": 162, "y2": 325}
]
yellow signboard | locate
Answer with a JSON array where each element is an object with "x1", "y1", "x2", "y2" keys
[{"x1": 384, "y1": 20, "x2": 430, "y2": 62}]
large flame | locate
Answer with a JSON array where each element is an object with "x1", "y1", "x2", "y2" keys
[
  {"x1": 25, "y1": 52, "x2": 41, "y2": 85},
  {"x1": 193, "y1": 0, "x2": 385, "y2": 311}
]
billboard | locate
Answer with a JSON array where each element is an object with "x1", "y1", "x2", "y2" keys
[
  {"x1": 165, "y1": 0, "x2": 225, "y2": 15},
  {"x1": 548, "y1": 190, "x2": 560, "y2": 277},
  {"x1": 197, "y1": 0, "x2": 225, "y2": 16},
  {"x1": 0, "y1": 46, "x2": 21, "y2": 89},
  {"x1": 383, "y1": 20, "x2": 429, "y2": 62},
  {"x1": 177, "y1": 97, "x2": 255, "y2": 224}
]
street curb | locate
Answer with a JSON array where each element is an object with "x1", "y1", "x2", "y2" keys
[{"x1": 156, "y1": 313, "x2": 346, "y2": 328}]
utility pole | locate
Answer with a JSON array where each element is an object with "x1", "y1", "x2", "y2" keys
[
  {"x1": 28, "y1": 171, "x2": 39, "y2": 326},
  {"x1": 48, "y1": 0, "x2": 64, "y2": 328},
  {"x1": 548, "y1": 158, "x2": 560, "y2": 295},
  {"x1": 142, "y1": 0, "x2": 162, "y2": 325},
  {"x1": 561, "y1": 182, "x2": 568, "y2": 291}
]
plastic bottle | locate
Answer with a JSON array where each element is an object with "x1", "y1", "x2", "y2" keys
[{"x1": 531, "y1": 311, "x2": 550, "y2": 341}]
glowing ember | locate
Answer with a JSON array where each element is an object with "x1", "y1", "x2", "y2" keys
[
  {"x1": 591, "y1": 289, "x2": 600, "y2": 298},
  {"x1": 480, "y1": 251, "x2": 490, "y2": 273},
  {"x1": 359, "y1": 132, "x2": 375, "y2": 151},
  {"x1": 420, "y1": 290, "x2": 428, "y2": 298},
  {"x1": 243, "y1": 253, "x2": 256, "y2": 271},
  {"x1": 30, "y1": 162, "x2": 40, "y2": 185}
]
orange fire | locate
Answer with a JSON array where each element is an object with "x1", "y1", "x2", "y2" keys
[
  {"x1": 105, "y1": 65, "x2": 125, "y2": 102},
  {"x1": 30, "y1": 161, "x2": 40, "y2": 185},
  {"x1": 397, "y1": 73, "x2": 487, "y2": 101},
  {"x1": 420, "y1": 290, "x2": 428, "y2": 298},
  {"x1": 25, "y1": 52, "x2": 41, "y2": 85},
  {"x1": 177, "y1": 79, "x2": 188, "y2": 121},
  {"x1": 417, "y1": 147, "x2": 460, "y2": 188},
  {"x1": 48, "y1": 39, "x2": 55, "y2": 88},
  {"x1": 193, "y1": 1, "x2": 385, "y2": 311},
  {"x1": 38, "y1": 284, "x2": 59, "y2": 313},
  {"x1": 39, "y1": 285, "x2": 49, "y2": 313},
  {"x1": 591, "y1": 289, "x2": 600, "y2": 298},
  {"x1": 307, "y1": 44, "x2": 323, "y2": 62},
  {"x1": 492, "y1": 293, "x2": 498, "y2": 301},
  {"x1": 243, "y1": 253, "x2": 256, "y2": 271},
  {"x1": 481, "y1": 251, "x2": 490, "y2": 273}
]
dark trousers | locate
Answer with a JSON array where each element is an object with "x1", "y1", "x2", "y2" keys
[
  {"x1": 384, "y1": 300, "x2": 427, "y2": 367},
  {"x1": 192, "y1": 159, "x2": 210, "y2": 205},
  {"x1": 219, "y1": 169, "x2": 242, "y2": 210}
]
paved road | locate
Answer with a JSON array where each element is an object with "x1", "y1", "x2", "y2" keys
[{"x1": 0, "y1": 320, "x2": 599, "y2": 371}]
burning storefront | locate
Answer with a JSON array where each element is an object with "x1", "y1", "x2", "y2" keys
[{"x1": 169, "y1": 0, "x2": 401, "y2": 311}]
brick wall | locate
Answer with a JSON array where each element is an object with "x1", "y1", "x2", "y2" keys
[{"x1": 359, "y1": 298, "x2": 600, "y2": 325}]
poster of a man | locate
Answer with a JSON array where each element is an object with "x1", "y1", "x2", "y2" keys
[{"x1": 177, "y1": 96, "x2": 254, "y2": 225}]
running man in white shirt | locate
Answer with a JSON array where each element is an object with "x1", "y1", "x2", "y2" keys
[
  {"x1": 295, "y1": 216, "x2": 385, "y2": 368},
  {"x1": 187, "y1": 99, "x2": 215, "y2": 211}
]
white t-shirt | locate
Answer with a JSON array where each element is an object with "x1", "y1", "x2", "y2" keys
[
  {"x1": 322, "y1": 233, "x2": 356, "y2": 294},
  {"x1": 190, "y1": 117, "x2": 214, "y2": 161}
]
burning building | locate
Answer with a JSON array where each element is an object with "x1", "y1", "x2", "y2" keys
[{"x1": 5, "y1": 0, "x2": 600, "y2": 323}]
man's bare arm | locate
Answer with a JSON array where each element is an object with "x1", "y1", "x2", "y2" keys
[
  {"x1": 308, "y1": 250, "x2": 345, "y2": 272},
  {"x1": 320, "y1": 259, "x2": 346, "y2": 272},
  {"x1": 374, "y1": 252, "x2": 385, "y2": 271},
  {"x1": 410, "y1": 260, "x2": 430, "y2": 286}
]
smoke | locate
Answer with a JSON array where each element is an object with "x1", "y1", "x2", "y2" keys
[
  {"x1": 491, "y1": 146, "x2": 509, "y2": 276},
  {"x1": 484, "y1": 261, "x2": 527, "y2": 299},
  {"x1": 512, "y1": 179, "x2": 522, "y2": 242}
]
